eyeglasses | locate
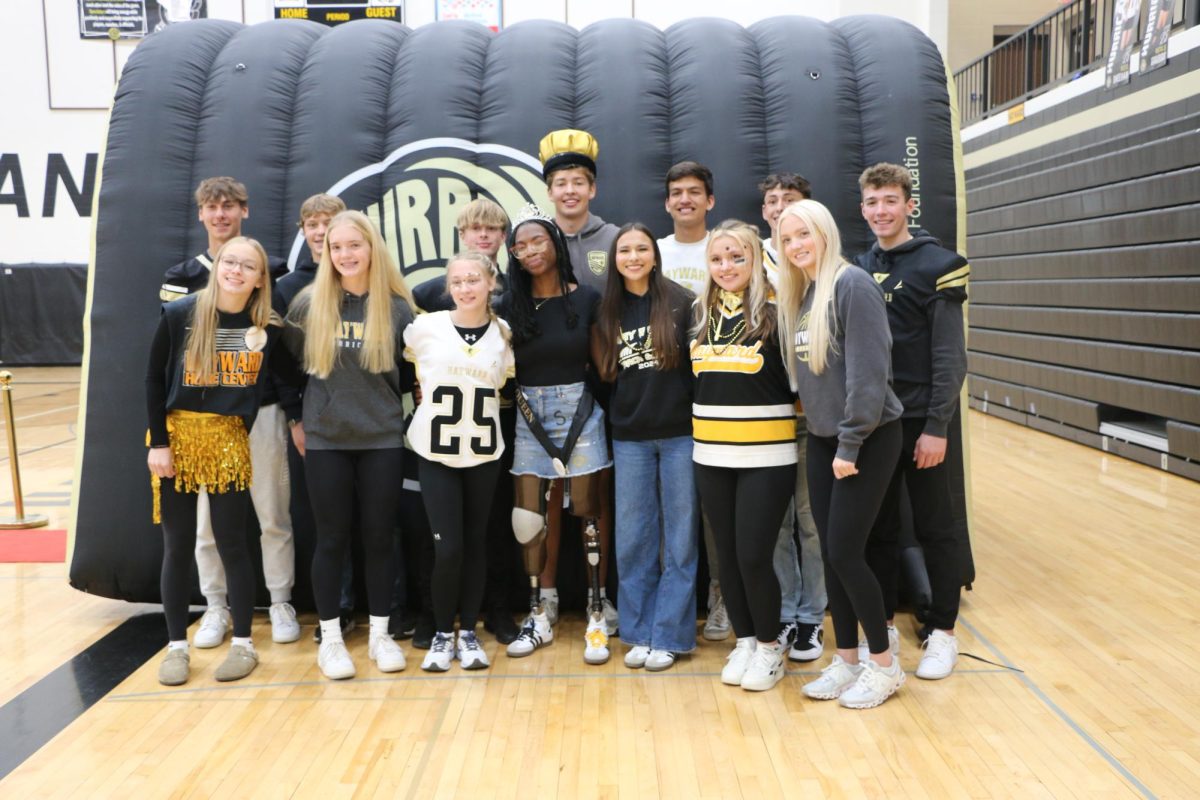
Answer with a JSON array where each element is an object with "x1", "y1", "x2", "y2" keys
[
  {"x1": 512, "y1": 236, "x2": 551, "y2": 258},
  {"x1": 449, "y1": 275, "x2": 485, "y2": 291},
  {"x1": 218, "y1": 255, "x2": 261, "y2": 273}
]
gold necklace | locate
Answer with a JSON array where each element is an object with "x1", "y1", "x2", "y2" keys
[
  {"x1": 707, "y1": 308, "x2": 746, "y2": 353},
  {"x1": 533, "y1": 295, "x2": 557, "y2": 311}
]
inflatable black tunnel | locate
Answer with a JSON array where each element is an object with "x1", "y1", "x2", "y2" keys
[{"x1": 72, "y1": 15, "x2": 970, "y2": 605}]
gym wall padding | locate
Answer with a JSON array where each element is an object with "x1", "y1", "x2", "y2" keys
[
  {"x1": 964, "y1": 75, "x2": 1200, "y2": 481},
  {"x1": 71, "y1": 15, "x2": 965, "y2": 603}
]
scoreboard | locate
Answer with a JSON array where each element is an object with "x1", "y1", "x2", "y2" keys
[{"x1": 274, "y1": 0, "x2": 403, "y2": 25}]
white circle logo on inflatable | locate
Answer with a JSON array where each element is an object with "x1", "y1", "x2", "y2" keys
[{"x1": 289, "y1": 138, "x2": 549, "y2": 288}]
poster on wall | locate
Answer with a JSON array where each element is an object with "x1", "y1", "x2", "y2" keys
[
  {"x1": 274, "y1": 0, "x2": 404, "y2": 26},
  {"x1": 78, "y1": 0, "x2": 147, "y2": 38},
  {"x1": 1138, "y1": 0, "x2": 1176, "y2": 73},
  {"x1": 436, "y1": 0, "x2": 502, "y2": 31},
  {"x1": 78, "y1": 1, "x2": 206, "y2": 39},
  {"x1": 1105, "y1": 0, "x2": 1144, "y2": 87}
]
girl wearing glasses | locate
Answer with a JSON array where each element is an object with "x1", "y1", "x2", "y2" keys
[
  {"x1": 499, "y1": 204, "x2": 612, "y2": 664},
  {"x1": 404, "y1": 252, "x2": 515, "y2": 671},
  {"x1": 146, "y1": 236, "x2": 298, "y2": 686},
  {"x1": 284, "y1": 210, "x2": 416, "y2": 680}
]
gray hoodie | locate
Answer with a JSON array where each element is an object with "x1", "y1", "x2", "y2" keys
[
  {"x1": 791, "y1": 266, "x2": 902, "y2": 463},
  {"x1": 563, "y1": 212, "x2": 619, "y2": 296},
  {"x1": 284, "y1": 291, "x2": 414, "y2": 451}
]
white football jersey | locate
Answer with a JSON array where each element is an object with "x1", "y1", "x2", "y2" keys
[{"x1": 403, "y1": 311, "x2": 515, "y2": 467}]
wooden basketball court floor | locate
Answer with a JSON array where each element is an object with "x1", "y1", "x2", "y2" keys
[{"x1": 1, "y1": 366, "x2": 1197, "y2": 799}]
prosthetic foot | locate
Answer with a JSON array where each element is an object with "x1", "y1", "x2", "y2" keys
[{"x1": 582, "y1": 518, "x2": 610, "y2": 665}]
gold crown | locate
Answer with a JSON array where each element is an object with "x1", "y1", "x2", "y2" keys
[{"x1": 538, "y1": 129, "x2": 600, "y2": 164}]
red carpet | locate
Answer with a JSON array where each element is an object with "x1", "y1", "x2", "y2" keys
[{"x1": 0, "y1": 529, "x2": 67, "y2": 563}]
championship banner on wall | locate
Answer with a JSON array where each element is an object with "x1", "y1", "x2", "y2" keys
[
  {"x1": 1138, "y1": 0, "x2": 1176, "y2": 73},
  {"x1": 1105, "y1": 0, "x2": 1144, "y2": 87},
  {"x1": 274, "y1": 0, "x2": 404, "y2": 25}
]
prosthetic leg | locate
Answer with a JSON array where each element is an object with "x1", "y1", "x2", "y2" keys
[
  {"x1": 507, "y1": 475, "x2": 554, "y2": 657},
  {"x1": 567, "y1": 473, "x2": 609, "y2": 665}
]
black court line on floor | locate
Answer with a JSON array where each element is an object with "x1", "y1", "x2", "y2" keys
[{"x1": 0, "y1": 612, "x2": 169, "y2": 782}]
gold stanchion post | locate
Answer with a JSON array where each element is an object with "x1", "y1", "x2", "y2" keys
[{"x1": 0, "y1": 370, "x2": 49, "y2": 529}]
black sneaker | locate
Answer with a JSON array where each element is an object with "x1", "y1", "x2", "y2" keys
[
  {"x1": 484, "y1": 606, "x2": 520, "y2": 645},
  {"x1": 412, "y1": 611, "x2": 435, "y2": 650},
  {"x1": 389, "y1": 608, "x2": 417, "y2": 640},
  {"x1": 789, "y1": 622, "x2": 824, "y2": 663},
  {"x1": 313, "y1": 610, "x2": 356, "y2": 644}
]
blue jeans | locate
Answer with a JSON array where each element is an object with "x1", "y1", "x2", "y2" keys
[
  {"x1": 774, "y1": 430, "x2": 826, "y2": 625},
  {"x1": 614, "y1": 436, "x2": 699, "y2": 653}
]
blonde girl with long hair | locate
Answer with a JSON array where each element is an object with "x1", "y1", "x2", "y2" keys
[
  {"x1": 146, "y1": 236, "x2": 298, "y2": 686},
  {"x1": 689, "y1": 219, "x2": 797, "y2": 693},
  {"x1": 404, "y1": 252, "x2": 515, "y2": 671},
  {"x1": 774, "y1": 199, "x2": 905, "y2": 709},
  {"x1": 284, "y1": 209, "x2": 416, "y2": 680}
]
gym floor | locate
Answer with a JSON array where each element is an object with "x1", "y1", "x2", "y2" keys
[{"x1": 1, "y1": 366, "x2": 1197, "y2": 798}]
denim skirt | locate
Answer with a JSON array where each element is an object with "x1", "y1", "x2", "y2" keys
[{"x1": 511, "y1": 382, "x2": 611, "y2": 478}]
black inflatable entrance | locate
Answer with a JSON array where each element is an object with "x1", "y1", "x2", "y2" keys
[{"x1": 72, "y1": 15, "x2": 970, "y2": 606}]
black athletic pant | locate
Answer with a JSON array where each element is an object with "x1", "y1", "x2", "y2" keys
[
  {"x1": 419, "y1": 456, "x2": 502, "y2": 632},
  {"x1": 694, "y1": 462, "x2": 795, "y2": 642},
  {"x1": 306, "y1": 447, "x2": 403, "y2": 620},
  {"x1": 865, "y1": 415, "x2": 963, "y2": 631},
  {"x1": 160, "y1": 483, "x2": 254, "y2": 641},
  {"x1": 484, "y1": 407, "x2": 521, "y2": 611},
  {"x1": 807, "y1": 420, "x2": 901, "y2": 654}
]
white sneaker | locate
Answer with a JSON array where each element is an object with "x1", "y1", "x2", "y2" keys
[
  {"x1": 645, "y1": 650, "x2": 676, "y2": 672},
  {"x1": 624, "y1": 645, "x2": 650, "y2": 668},
  {"x1": 601, "y1": 597, "x2": 619, "y2": 636},
  {"x1": 318, "y1": 640, "x2": 356, "y2": 680},
  {"x1": 857, "y1": 624, "x2": 900, "y2": 663},
  {"x1": 916, "y1": 629, "x2": 958, "y2": 680},
  {"x1": 584, "y1": 613, "x2": 610, "y2": 665},
  {"x1": 802, "y1": 655, "x2": 863, "y2": 700},
  {"x1": 422, "y1": 631, "x2": 455, "y2": 672},
  {"x1": 720, "y1": 637, "x2": 757, "y2": 685},
  {"x1": 704, "y1": 596, "x2": 732, "y2": 642},
  {"x1": 839, "y1": 658, "x2": 905, "y2": 709},
  {"x1": 269, "y1": 602, "x2": 301, "y2": 644},
  {"x1": 194, "y1": 606, "x2": 231, "y2": 649},
  {"x1": 541, "y1": 595, "x2": 560, "y2": 626},
  {"x1": 741, "y1": 642, "x2": 786, "y2": 692},
  {"x1": 456, "y1": 630, "x2": 490, "y2": 670},
  {"x1": 507, "y1": 611, "x2": 553, "y2": 657},
  {"x1": 369, "y1": 632, "x2": 407, "y2": 672}
]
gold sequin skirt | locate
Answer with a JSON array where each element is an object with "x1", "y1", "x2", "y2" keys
[{"x1": 148, "y1": 410, "x2": 251, "y2": 523}]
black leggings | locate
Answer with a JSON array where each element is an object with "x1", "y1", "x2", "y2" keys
[
  {"x1": 160, "y1": 483, "x2": 253, "y2": 641},
  {"x1": 866, "y1": 415, "x2": 964, "y2": 630},
  {"x1": 694, "y1": 462, "x2": 795, "y2": 642},
  {"x1": 419, "y1": 456, "x2": 502, "y2": 631},
  {"x1": 807, "y1": 420, "x2": 901, "y2": 655},
  {"x1": 306, "y1": 447, "x2": 403, "y2": 620}
]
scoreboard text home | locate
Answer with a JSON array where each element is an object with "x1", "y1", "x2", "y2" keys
[{"x1": 274, "y1": 0, "x2": 403, "y2": 25}]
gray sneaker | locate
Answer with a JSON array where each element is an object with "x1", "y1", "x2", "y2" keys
[
  {"x1": 158, "y1": 648, "x2": 190, "y2": 686},
  {"x1": 214, "y1": 644, "x2": 259, "y2": 682},
  {"x1": 703, "y1": 595, "x2": 731, "y2": 641}
]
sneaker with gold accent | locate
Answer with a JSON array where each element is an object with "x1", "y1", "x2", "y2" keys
[{"x1": 583, "y1": 613, "x2": 610, "y2": 665}]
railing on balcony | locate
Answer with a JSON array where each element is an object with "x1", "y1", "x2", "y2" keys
[{"x1": 953, "y1": 0, "x2": 1195, "y2": 126}]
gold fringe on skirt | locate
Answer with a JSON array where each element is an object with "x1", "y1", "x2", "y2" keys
[{"x1": 148, "y1": 411, "x2": 252, "y2": 523}]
